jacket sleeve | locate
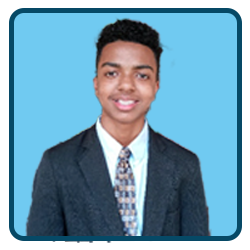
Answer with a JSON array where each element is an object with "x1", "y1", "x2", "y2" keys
[
  {"x1": 27, "y1": 150, "x2": 66, "y2": 236},
  {"x1": 180, "y1": 155, "x2": 209, "y2": 236}
]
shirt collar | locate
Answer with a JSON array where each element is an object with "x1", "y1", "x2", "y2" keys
[
  {"x1": 96, "y1": 117, "x2": 148, "y2": 163},
  {"x1": 128, "y1": 120, "x2": 148, "y2": 162}
]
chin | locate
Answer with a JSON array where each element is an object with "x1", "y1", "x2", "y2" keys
[{"x1": 114, "y1": 114, "x2": 145, "y2": 125}]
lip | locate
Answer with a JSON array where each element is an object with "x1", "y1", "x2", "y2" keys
[{"x1": 112, "y1": 98, "x2": 139, "y2": 111}]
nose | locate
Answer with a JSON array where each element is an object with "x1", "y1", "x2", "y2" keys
[{"x1": 117, "y1": 73, "x2": 135, "y2": 93}]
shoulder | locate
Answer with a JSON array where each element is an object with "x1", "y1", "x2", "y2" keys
[
  {"x1": 149, "y1": 127, "x2": 200, "y2": 175},
  {"x1": 151, "y1": 128, "x2": 197, "y2": 158},
  {"x1": 43, "y1": 125, "x2": 96, "y2": 162}
]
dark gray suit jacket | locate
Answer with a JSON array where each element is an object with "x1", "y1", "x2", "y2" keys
[{"x1": 27, "y1": 125, "x2": 209, "y2": 236}]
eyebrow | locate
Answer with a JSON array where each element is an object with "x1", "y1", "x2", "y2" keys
[
  {"x1": 101, "y1": 62, "x2": 154, "y2": 72},
  {"x1": 101, "y1": 62, "x2": 121, "y2": 68},
  {"x1": 134, "y1": 65, "x2": 154, "y2": 72}
]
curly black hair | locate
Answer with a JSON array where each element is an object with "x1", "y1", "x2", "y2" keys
[{"x1": 96, "y1": 19, "x2": 163, "y2": 80}]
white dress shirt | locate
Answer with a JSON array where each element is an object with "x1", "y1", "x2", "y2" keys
[{"x1": 96, "y1": 117, "x2": 149, "y2": 236}]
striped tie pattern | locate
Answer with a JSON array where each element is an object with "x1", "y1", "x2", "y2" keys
[{"x1": 114, "y1": 147, "x2": 137, "y2": 236}]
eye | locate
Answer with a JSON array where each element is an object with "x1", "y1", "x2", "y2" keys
[
  {"x1": 105, "y1": 71, "x2": 118, "y2": 78},
  {"x1": 136, "y1": 73, "x2": 149, "y2": 80}
]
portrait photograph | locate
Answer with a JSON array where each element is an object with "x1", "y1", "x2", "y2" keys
[{"x1": 10, "y1": 9, "x2": 240, "y2": 240}]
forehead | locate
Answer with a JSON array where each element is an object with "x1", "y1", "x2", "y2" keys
[{"x1": 98, "y1": 41, "x2": 157, "y2": 68}]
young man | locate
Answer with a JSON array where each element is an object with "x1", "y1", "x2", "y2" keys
[{"x1": 27, "y1": 19, "x2": 209, "y2": 236}]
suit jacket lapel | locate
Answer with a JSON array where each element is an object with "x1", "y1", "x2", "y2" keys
[
  {"x1": 76, "y1": 126, "x2": 124, "y2": 236},
  {"x1": 142, "y1": 128, "x2": 175, "y2": 236}
]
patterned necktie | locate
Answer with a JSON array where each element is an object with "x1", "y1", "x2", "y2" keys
[{"x1": 114, "y1": 147, "x2": 138, "y2": 236}]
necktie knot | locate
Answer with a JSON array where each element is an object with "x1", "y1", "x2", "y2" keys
[{"x1": 119, "y1": 147, "x2": 131, "y2": 160}]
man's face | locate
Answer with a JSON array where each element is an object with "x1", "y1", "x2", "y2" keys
[{"x1": 94, "y1": 41, "x2": 159, "y2": 126}]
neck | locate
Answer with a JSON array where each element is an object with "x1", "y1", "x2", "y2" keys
[{"x1": 100, "y1": 116, "x2": 145, "y2": 147}]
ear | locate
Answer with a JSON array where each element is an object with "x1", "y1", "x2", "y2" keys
[
  {"x1": 93, "y1": 77, "x2": 98, "y2": 94},
  {"x1": 155, "y1": 80, "x2": 160, "y2": 94}
]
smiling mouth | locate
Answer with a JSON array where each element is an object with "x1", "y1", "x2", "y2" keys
[
  {"x1": 117, "y1": 99, "x2": 136, "y2": 105},
  {"x1": 113, "y1": 99, "x2": 139, "y2": 111}
]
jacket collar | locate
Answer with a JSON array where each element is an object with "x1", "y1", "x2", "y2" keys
[
  {"x1": 77, "y1": 125, "x2": 124, "y2": 236},
  {"x1": 142, "y1": 127, "x2": 175, "y2": 236}
]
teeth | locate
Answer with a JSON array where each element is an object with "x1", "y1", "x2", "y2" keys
[{"x1": 118, "y1": 100, "x2": 135, "y2": 105}]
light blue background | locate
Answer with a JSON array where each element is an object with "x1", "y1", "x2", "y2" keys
[{"x1": 14, "y1": 13, "x2": 237, "y2": 237}]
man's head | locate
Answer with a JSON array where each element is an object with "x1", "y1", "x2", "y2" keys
[
  {"x1": 96, "y1": 19, "x2": 163, "y2": 80},
  {"x1": 94, "y1": 19, "x2": 162, "y2": 129}
]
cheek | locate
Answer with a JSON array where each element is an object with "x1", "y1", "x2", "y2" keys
[
  {"x1": 139, "y1": 86, "x2": 157, "y2": 101},
  {"x1": 96, "y1": 84, "x2": 112, "y2": 100}
]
